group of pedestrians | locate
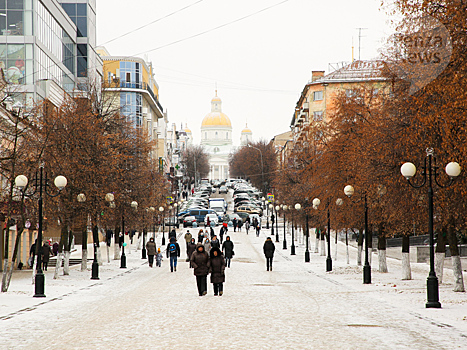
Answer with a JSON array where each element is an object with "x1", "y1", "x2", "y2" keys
[{"x1": 190, "y1": 243, "x2": 226, "y2": 296}]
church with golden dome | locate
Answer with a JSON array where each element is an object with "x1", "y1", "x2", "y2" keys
[{"x1": 201, "y1": 92, "x2": 234, "y2": 180}]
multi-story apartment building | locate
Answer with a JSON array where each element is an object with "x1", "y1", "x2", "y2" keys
[
  {"x1": 0, "y1": 0, "x2": 101, "y2": 107},
  {"x1": 97, "y1": 46, "x2": 165, "y2": 161}
]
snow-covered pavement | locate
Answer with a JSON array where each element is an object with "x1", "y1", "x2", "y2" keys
[{"x1": 2, "y1": 225, "x2": 467, "y2": 350}]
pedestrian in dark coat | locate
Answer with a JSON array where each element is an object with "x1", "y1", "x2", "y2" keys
[
  {"x1": 210, "y1": 247, "x2": 226, "y2": 296},
  {"x1": 190, "y1": 243, "x2": 210, "y2": 296},
  {"x1": 222, "y1": 236, "x2": 234, "y2": 268},
  {"x1": 52, "y1": 242, "x2": 59, "y2": 256},
  {"x1": 198, "y1": 229, "x2": 204, "y2": 243},
  {"x1": 166, "y1": 237, "x2": 180, "y2": 272},
  {"x1": 219, "y1": 226, "x2": 224, "y2": 243},
  {"x1": 237, "y1": 220, "x2": 243, "y2": 232},
  {"x1": 146, "y1": 237, "x2": 157, "y2": 267},
  {"x1": 169, "y1": 229, "x2": 176, "y2": 240},
  {"x1": 263, "y1": 237, "x2": 275, "y2": 271},
  {"x1": 232, "y1": 217, "x2": 238, "y2": 232},
  {"x1": 210, "y1": 226, "x2": 215, "y2": 239},
  {"x1": 211, "y1": 236, "x2": 220, "y2": 250},
  {"x1": 41, "y1": 242, "x2": 53, "y2": 271},
  {"x1": 187, "y1": 238, "x2": 197, "y2": 267}
]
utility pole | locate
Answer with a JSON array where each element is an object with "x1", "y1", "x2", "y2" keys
[{"x1": 356, "y1": 28, "x2": 367, "y2": 60}]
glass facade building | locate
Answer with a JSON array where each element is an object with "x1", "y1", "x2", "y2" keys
[{"x1": 0, "y1": 0, "x2": 101, "y2": 106}]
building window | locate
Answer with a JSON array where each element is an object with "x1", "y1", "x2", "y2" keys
[
  {"x1": 205, "y1": 132, "x2": 207, "y2": 139},
  {"x1": 120, "y1": 61, "x2": 141, "y2": 88},
  {"x1": 345, "y1": 89, "x2": 355, "y2": 97},
  {"x1": 61, "y1": 3, "x2": 87, "y2": 37},
  {"x1": 313, "y1": 91, "x2": 323, "y2": 101},
  {"x1": 215, "y1": 131, "x2": 218, "y2": 139},
  {"x1": 77, "y1": 44, "x2": 87, "y2": 77},
  {"x1": 313, "y1": 111, "x2": 324, "y2": 121},
  {"x1": 120, "y1": 92, "x2": 142, "y2": 127},
  {"x1": 226, "y1": 132, "x2": 228, "y2": 140}
]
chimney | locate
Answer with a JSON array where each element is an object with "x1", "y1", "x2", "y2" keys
[{"x1": 311, "y1": 71, "x2": 325, "y2": 82}]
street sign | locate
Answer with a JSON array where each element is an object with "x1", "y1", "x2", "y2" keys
[{"x1": 267, "y1": 194, "x2": 274, "y2": 202}]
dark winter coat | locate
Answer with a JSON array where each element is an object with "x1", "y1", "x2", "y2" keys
[
  {"x1": 146, "y1": 240, "x2": 157, "y2": 255},
  {"x1": 222, "y1": 239, "x2": 234, "y2": 259},
  {"x1": 190, "y1": 243, "x2": 210, "y2": 276},
  {"x1": 187, "y1": 241, "x2": 197, "y2": 259},
  {"x1": 169, "y1": 229, "x2": 176, "y2": 239},
  {"x1": 210, "y1": 238, "x2": 220, "y2": 250},
  {"x1": 209, "y1": 248, "x2": 225, "y2": 284},
  {"x1": 263, "y1": 239, "x2": 275, "y2": 258},
  {"x1": 41, "y1": 244, "x2": 52, "y2": 263},
  {"x1": 166, "y1": 238, "x2": 180, "y2": 258}
]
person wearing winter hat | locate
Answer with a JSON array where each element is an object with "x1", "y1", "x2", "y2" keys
[
  {"x1": 263, "y1": 236, "x2": 275, "y2": 271},
  {"x1": 146, "y1": 237, "x2": 157, "y2": 267},
  {"x1": 190, "y1": 243, "x2": 210, "y2": 296},
  {"x1": 166, "y1": 237, "x2": 180, "y2": 272},
  {"x1": 209, "y1": 247, "x2": 226, "y2": 296},
  {"x1": 156, "y1": 248, "x2": 163, "y2": 267}
]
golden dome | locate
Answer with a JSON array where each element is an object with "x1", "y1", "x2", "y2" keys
[
  {"x1": 242, "y1": 123, "x2": 252, "y2": 133},
  {"x1": 184, "y1": 124, "x2": 192, "y2": 133},
  {"x1": 211, "y1": 96, "x2": 221, "y2": 102},
  {"x1": 201, "y1": 112, "x2": 232, "y2": 127}
]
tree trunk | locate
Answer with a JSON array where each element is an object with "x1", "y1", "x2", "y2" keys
[
  {"x1": 63, "y1": 229, "x2": 73, "y2": 276},
  {"x1": 334, "y1": 229, "x2": 338, "y2": 261},
  {"x1": 81, "y1": 227, "x2": 87, "y2": 271},
  {"x1": 435, "y1": 227, "x2": 446, "y2": 284},
  {"x1": 54, "y1": 226, "x2": 67, "y2": 280},
  {"x1": 377, "y1": 227, "x2": 388, "y2": 273},
  {"x1": 3, "y1": 226, "x2": 24, "y2": 292},
  {"x1": 320, "y1": 230, "x2": 326, "y2": 256},
  {"x1": 345, "y1": 228, "x2": 349, "y2": 264},
  {"x1": 1, "y1": 222, "x2": 9, "y2": 292},
  {"x1": 447, "y1": 218, "x2": 465, "y2": 292},
  {"x1": 357, "y1": 229, "x2": 363, "y2": 266},
  {"x1": 114, "y1": 225, "x2": 120, "y2": 260},
  {"x1": 401, "y1": 235, "x2": 411, "y2": 280},
  {"x1": 368, "y1": 228, "x2": 373, "y2": 266},
  {"x1": 314, "y1": 228, "x2": 319, "y2": 253}
]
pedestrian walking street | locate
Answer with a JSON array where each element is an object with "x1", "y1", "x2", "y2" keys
[{"x1": 2, "y1": 224, "x2": 467, "y2": 350}]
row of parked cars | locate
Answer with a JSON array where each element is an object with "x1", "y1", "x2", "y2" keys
[{"x1": 231, "y1": 181, "x2": 264, "y2": 216}]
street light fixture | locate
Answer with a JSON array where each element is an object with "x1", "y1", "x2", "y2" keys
[
  {"x1": 400, "y1": 148, "x2": 461, "y2": 308},
  {"x1": 159, "y1": 206, "x2": 165, "y2": 245},
  {"x1": 291, "y1": 203, "x2": 301, "y2": 255},
  {"x1": 15, "y1": 166, "x2": 67, "y2": 297},
  {"x1": 282, "y1": 205, "x2": 288, "y2": 249},
  {"x1": 275, "y1": 205, "x2": 280, "y2": 243}
]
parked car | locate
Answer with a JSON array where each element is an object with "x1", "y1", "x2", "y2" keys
[
  {"x1": 219, "y1": 186, "x2": 228, "y2": 194},
  {"x1": 183, "y1": 215, "x2": 197, "y2": 227},
  {"x1": 204, "y1": 213, "x2": 219, "y2": 226}
]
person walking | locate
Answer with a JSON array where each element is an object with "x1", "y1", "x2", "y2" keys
[
  {"x1": 232, "y1": 217, "x2": 238, "y2": 232},
  {"x1": 166, "y1": 237, "x2": 181, "y2": 272},
  {"x1": 263, "y1": 237, "x2": 275, "y2": 271},
  {"x1": 169, "y1": 228, "x2": 176, "y2": 240},
  {"x1": 146, "y1": 237, "x2": 157, "y2": 267},
  {"x1": 210, "y1": 226, "x2": 215, "y2": 239},
  {"x1": 187, "y1": 238, "x2": 197, "y2": 267},
  {"x1": 198, "y1": 229, "x2": 204, "y2": 243},
  {"x1": 41, "y1": 241, "x2": 53, "y2": 271},
  {"x1": 156, "y1": 248, "x2": 163, "y2": 267},
  {"x1": 210, "y1": 247, "x2": 226, "y2": 296},
  {"x1": 237, "y1": 219, "x2": 243, "y2": 232},
  {"x1": 184, "y1": 230, "x2": 192, "y2": 259},
  {"x1": 190, "y1": 243, "x2": 210, "y2": 296},
  {"x1": 203, "y1": 236, "x2": 211, "y2": 254},
  {"x1": 29, "y1": 239, "x2": 37, "y2": 268},
  {"x1": 219, "y1": 226, "x2": 224, "y2": 244},
  {"x1": 222, "y1": 236, "x2": 234, "y2": 268},
  {"x1": 255, "y1": 218, "x2": 261, "y2": 237},
  {"x1": 211, "y1": 235, "x2": 220, "y2": 250},
  {"x1": 245, "y1": 220, "x2": 250, "y2": 235}
]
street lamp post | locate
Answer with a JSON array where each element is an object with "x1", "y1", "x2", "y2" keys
[
  {"x1": 142, "y1": 208, "x2": 148, "y2": 260},
  {"x1": 313, "y1": 197, "x2": 342, "y2": 272},
  {"x1": 269, "y1": 203, "x2": 274, "y2": 238},
  {"x1": 275, "y1": 205, "x2": 280, "y2": 243},
  {"x1": 159, "y1": 206, "x2": 165, "y2": 245},
  {"x1": 77, "y1": 193, "x2": 99, "y2": 280},
  {"x1": 344, "y1": 185, "x2": 371, "y2": 283},
  {"x1": 282, "y1": 205, "x2": 287, "y2": 249},
  {"x1": 291, "y1": 203, "x2": 301, "y2": 255},
  {"x1": 15, "y1": 166, "x2": 67, "y2": 298},
  {"x1": 400, "y1": 148, "x2": 461, "y2": 308}
]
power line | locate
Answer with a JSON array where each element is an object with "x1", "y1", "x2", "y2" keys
[
  {"x1": 133, "y1": 0, "x2": 292, "y2": 56},
  {"x1": 98, "y1": 0, "x2": 206, "y2": 46}
]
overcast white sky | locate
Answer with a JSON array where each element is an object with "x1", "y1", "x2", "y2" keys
[{"x1": 96, "y1": 0, "x2": 396, "y2": 146}]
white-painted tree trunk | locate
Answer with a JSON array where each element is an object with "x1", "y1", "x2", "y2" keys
[
  {"x1": 451, "y1": 255, "x2": 465, "y2": 292},
  {"x1": 137, "y1": 235, "x2": 142, "y2": 251},
  {"x1": 71, "y1": 236, "x2": 75, "y2": 250},
  {"x1": 114, "y1": 241, "x2": 120, "y2": 260},
  {"x1": 368, "y1": 248, "x2": 372, "y2": 265},
  {"x1": 81, "y1": 249, "x2": 88, "y2": 271},
  {"x1": 32, "y1": 258, "x2": 37, "y2": 284},
  {"x1": 435, "y1": 252, "x2": 445, "y2": 284},
  {"x1": 4, "y1": 260, "x2": 15, "y2": 292},
  {"x1": 378, "y1": 249, "x2": 388, "y2": 273},
  {"x1": 106, "y1": 245, "x2": 110, "y2": 263},
  {"x1": 357, "y1": 246, "x2": 362, "y2": 266},
  {"x1": 97, "y1": 246, "x2": 102, "y2": 266},
  {"x1": 314, "y1": 236, "x2": 319, "y2": 253},
  {"x1": 320, "y1": 239, "x2": 326, "y2": 256},
  {"x1": 346, "y1": 244, "x2": 349, "y2": 264},
  {"x1": 63, "y1": 251, "x2": 70, "y2": 275},
  {"x1": 334, "y1": 242, "x2": 337, "y2": 261},
  {"x1": 1, "y1": 259, "x2": 8, "y2": 292},
  {"x1": 401, "y1": 252, "x2": 411, "y2": 280},
  {"x1": 53, "y1": 253, "x2": 63, "y2": 279}
]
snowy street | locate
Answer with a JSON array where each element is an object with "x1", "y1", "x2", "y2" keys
[{"x1": 2, "y1": 225, "x2": 467, "y2": 350}]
